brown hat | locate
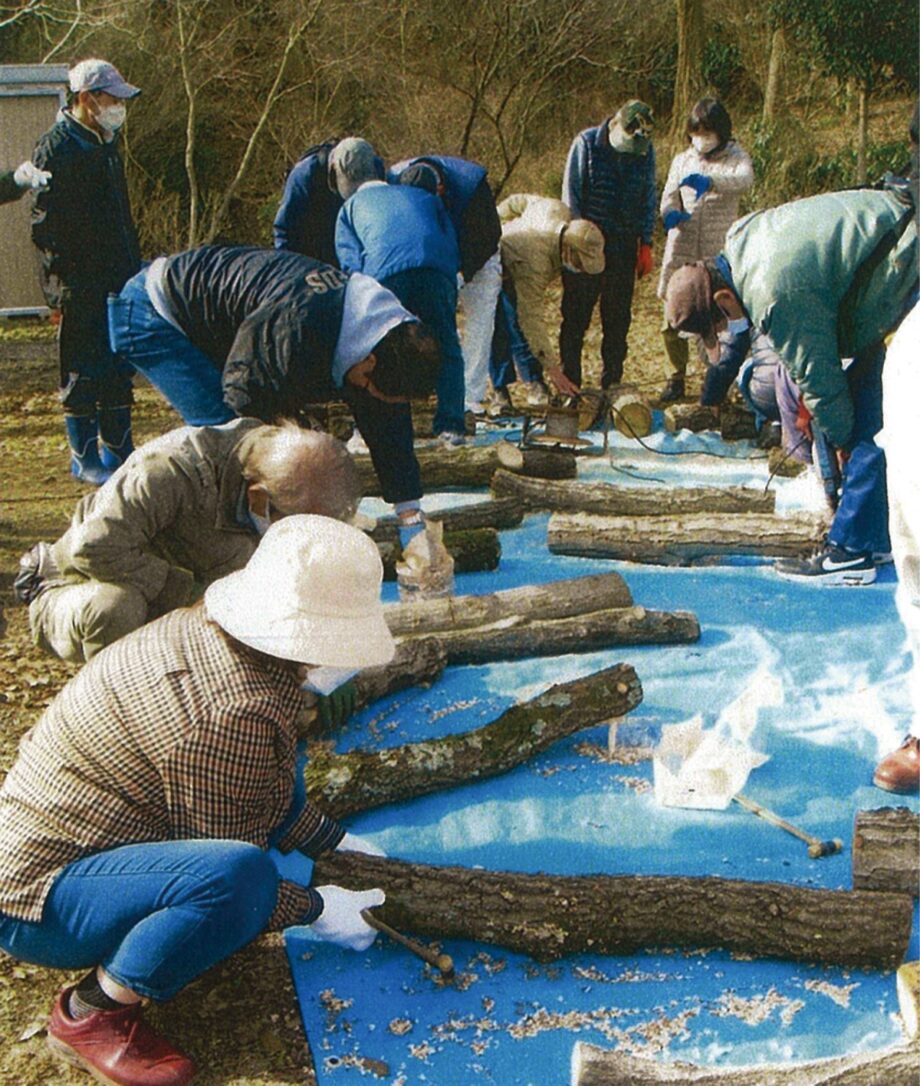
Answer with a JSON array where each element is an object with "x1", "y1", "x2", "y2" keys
[
  {"x1": 664, "y1": 263, "x2": 720, "y2": 353},
  {"x1": 562, "y1": 219, "x2": 605, "y2": 275}
]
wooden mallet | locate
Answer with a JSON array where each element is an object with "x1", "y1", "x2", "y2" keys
[
  {"x1": 361, "y1": 909, "x2": 455, "y2": 980},
  {"x1": 733, "y1": 792, "x2": 843, "y2": 859}
]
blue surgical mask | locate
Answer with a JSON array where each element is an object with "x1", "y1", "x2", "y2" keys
[
  {"x1": 301, "y1": 666, "x2": 359, "y2": 696},
  {"x1": 726, "y1": 316, "x2": 750, "y2": 336}
]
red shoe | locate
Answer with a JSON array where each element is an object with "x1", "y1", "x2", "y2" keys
[
  {"x1": 47, "y1": 987, "x2": 196, "y2": 1086},
  {"x1": 873, "y1": 737, "x2": 920, "y2": 795}
]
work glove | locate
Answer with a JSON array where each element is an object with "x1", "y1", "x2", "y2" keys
[
  {"x1": 680, "y1": 173, "x2": 711, "y2": 198},
  {"x1": 14, "y1": 160, "x2": 51, "y2": 191},
  {"x1": 635, "y1": 242, "x2": 653, "y2": 280},
  {"x1": 310, "y1": 885, "x2": 385, "y2": 951},
  {"x1": 396, "y1": 520, "x2": 455, "y2": 600},
  {"x1": 337, "y1": 831, "x2": 386, "y2": 858},
  {"x1": 316, "y1": 679, "x2": 357, "y2": 730},
  {"x1": 662, "y1": 209, "x2": 691, "y2": 232}
]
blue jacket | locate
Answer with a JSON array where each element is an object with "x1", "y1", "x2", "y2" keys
[
  {"x1": 336, "y1": 182, "x2": 459, "y2": 282},
  {"x1": 272, "y1": 141, "x2": 342, "y2": 266},
  {"x1": 562, "y1": 119, "x2": 657, "y2": 245},
  {"x1": 388, "y1": 155, "x2": 500, "y2": 281},
  {"x1": 160, "y1": 245, "x2": 422, "y2": 503}
]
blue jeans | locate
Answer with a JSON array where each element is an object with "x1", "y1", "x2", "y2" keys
[
  {"x1": 108, "y1": 269, "x2": 235, "y2": 427},
  {"x1": 0, "y1": 841, "x2": 279, "y2": 1001},
  {"x1": 382, "y1": 268, "x2": 465, "y2": 434},
  {"x1": 827, "y1": 343, "x2": 890, "y2": 555},
  {"x1": 490, "y1": 289, "x2": 541, "y2": 390}
]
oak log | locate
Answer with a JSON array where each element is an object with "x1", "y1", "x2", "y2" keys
[
  {"x1": 852, "y1": 807, "x2": 920, "y2": 896},
  {"x1": 377, "y1": 527, "x2": 501, "y2": 579},
  {"x1": 311, "y1": 852, "x2": 913, "y2": 970},
  {"x1": 370, "y1": 497, "x2": 524, "y2": 543},
  {"x1": 496, "y1": 441, "x2": 578, "y2": 478},
  {"x1": 353, "y1": 444, "x2": 500, "y2": 496},
  {"x1": 421, "y1": 606, "x2": 700, "y2": 666},
  {"x1": 491, "y1": 468, "x2": 775, "y2": 515},
  {"x1": 547, "y1": 511, "x2": 826, "y2": 565},
  {"x1": 305, "y1": 663, "x2": 642, "y2": 819},
  {"x1": 571, "y1": 1042, "x2": 920, "y2": 1086},
  {"x1": 384, "y1": 571, "x2": 633, "y2": 637},
  {"x1": 663, "y1": 403, "x2": 719, "y2": 433}
]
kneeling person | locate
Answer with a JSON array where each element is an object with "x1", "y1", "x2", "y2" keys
[
  {"x1": 19, "y1": 419, "x2": 359, "y2": 664},
  {"x1": 0, "y1": 516, "x2": 394, "y2": 1086}
]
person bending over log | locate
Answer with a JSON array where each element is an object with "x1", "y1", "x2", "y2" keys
[{"x1": 0, "y1": 516, "x2": 394, "y2": 1086}]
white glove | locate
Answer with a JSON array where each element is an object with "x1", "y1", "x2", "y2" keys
[
  {"x1": 337, "y1": 831, "x2": 386, "y2": 858},
  {"x1": 13, "y1": 161, "x2": 51, "y2": 191},
  {"x1": 310, "y1": 885, "x2": 385, "y2": 951}
]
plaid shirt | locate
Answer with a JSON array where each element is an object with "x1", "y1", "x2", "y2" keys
[{"x1": 0, "y1": 606, "x2": 343, "y2": 926}]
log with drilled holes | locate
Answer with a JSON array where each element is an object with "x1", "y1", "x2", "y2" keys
[
  {"x1": 491, "y1": 468, "x2": 775, "y2": 515},
  {"x1": 305, "y1": 663, "x2": 642, "y2": 819},
  {"x1": 547, "y1": 511, "x2": 826, "y2": 565},
  {"x1": 353, "y1": 443, "x2": 501, "y2": 495},
  {"x1": 312, "y1": 852, "x2": 912, "y2": 969},
  {"x1": 383, "y1": 571, "x2": 633, "y2": 637}
]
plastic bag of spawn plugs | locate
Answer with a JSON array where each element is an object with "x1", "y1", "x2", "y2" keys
[
  {"x1": 395, "y1": 519, "x2": 455, "y2": 602},
  {"x1": 653, "y1": 669, "x2": 782, "y2": 809}
]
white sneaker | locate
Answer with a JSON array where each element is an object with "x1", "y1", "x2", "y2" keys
[
  {"x1": 438, "y1": 431, "x2": 466, "y2": 447},
  {"x1": 524, "y1": 381, "x2": 549, "y2": 407}
]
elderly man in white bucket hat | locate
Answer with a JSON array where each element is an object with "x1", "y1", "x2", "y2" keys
[{"x1": 0, "y1": 515, "x2": 392, "y2": 1086}]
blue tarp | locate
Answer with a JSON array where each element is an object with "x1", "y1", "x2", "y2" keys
[{"x1": 285, "y1": 429, "x2": 919, "y2": 1084}]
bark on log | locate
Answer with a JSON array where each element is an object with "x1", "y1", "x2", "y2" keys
[
  {"x1": 496, "y1": 441, "x2": 578, "y2": 478},
  {"x1": 311, "y1": 852, "x2": 913, "y2": 970},
  {"x1": 852, "y1": 807, "x2": 920, "y2": 896},
  {"x1": 354, "y1": 444, "x2": 500, "y2": 496},
  {"x1": 491, "y1": 468, "x2": 775, "y2": 515},
  {"x1": 720, "y1": 403, "x2": 759, "y2": 441},
  {"x1": 299, "y1": 639, "x2": 447, "y2": 738},
  {"x1": 571, "y1": 1041, "x2": 920, "y2": 1086},
  {"x1": 384, "y1": 572, "x2": 633, "y2": 637},
  {"x1": 422, "y1": 606, "x2": 700, "y2": 666},
  {"x1": 547, "y1": 511, "x2": 826, "y2": 565},
  {"x1": 305, "y1": 663, "x2": 642, "y2": 819},
  {"x1": 664, "y1": 403, "x2": 719, "y2": 433},
  {"x1": 370, "y1": 497, "x2": 524, "y2": 543},
  {"x1": 377, "y1": 528, "x2": 501, "y2": 579}
]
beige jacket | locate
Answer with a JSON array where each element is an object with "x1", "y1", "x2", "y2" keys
[
  {"x1": 49, "y1": 419, "x2": 264, "y2": 611},
  {"x1": 657, "y1": 140, "x2": 754, "y2": 299},
  {"x1": 498, "y1": 193, "x2": 571, "y2": 368}
]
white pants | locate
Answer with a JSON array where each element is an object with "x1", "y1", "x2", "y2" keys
[
  {"x1": 458, "y1": 251, "x2": 502, "y2": 411},
  {"x1": 878, "y1": 303, "x2": 920, "y2": 737}
]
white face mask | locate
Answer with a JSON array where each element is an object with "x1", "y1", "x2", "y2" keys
[
  {"x1": 726, "y1": 316, "x2": 750, "y2": 336},
  {"x1": 301, "y1": 666, "x2": 358, "y2": 696},
  {"x1": 95, "y1": 101, "x2": 127, "y2": 134},
  {"x1": 691, "y1": 134, "x2": 719, "y2": 155}
]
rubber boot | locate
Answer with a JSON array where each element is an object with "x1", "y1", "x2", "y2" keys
[
  {"x1": 64, "y1": 416, "x2": 112, "y2": 486},
  {"x1": 98, "y1": 406, "x2": 134, "y2": 471}
]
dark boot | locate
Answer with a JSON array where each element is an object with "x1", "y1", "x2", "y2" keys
[
  {"x1": 98, "y1": 406, "x2": 134, "y2": 471},
  {"x1": 64, "y1": 416, "x2": 111, "y2": 487},
  {"x1": 658, "y1": 376, "x2": 685, "y2": 404}
]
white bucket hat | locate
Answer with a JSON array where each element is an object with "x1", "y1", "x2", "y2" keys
[{"x1": 204, "y1": 514, "x2": 395, "y2": 667}]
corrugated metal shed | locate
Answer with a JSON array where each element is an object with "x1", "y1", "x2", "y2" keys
[{"x1": 0, "y1": 64, "x2": 69, "y2": 316}]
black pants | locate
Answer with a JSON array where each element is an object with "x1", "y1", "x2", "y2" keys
[
  {"x1": 559, "y1": 233, "x2": 637, "y2": 388},
  {"x1": 59, "y1": 293, "x2": 133, "y2": 415}
]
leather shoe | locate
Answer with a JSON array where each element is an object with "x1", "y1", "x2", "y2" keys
[
  {"x1": 47, "y1": 987, "x2": 197, "y2": 1085},
  {"x1": 873, "y1": 737, "x2": 920, "y2": 794}
]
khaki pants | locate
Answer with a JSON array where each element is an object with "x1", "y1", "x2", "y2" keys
[{"x1": 30, "y1": 580, "x2": 148, "y2": 664}]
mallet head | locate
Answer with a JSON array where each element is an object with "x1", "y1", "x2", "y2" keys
[
  {"x1": 435, "y1": 953, "x2": 455, "y2": 980},
  {"x1": 807, "y1": 838, "x2": 843, "y2": 859}
]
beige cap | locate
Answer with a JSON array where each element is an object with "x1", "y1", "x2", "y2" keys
[
  {"x1": 563, "y1": 219, "x2": 606, "y2": 275},
  {"x1": 204, "y1": 514, "x2": 395, "y2": 667}
]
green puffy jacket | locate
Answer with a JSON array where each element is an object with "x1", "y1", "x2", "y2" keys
[{"x1": 724, "y1": 189, "x2": 917, "y2": 448}]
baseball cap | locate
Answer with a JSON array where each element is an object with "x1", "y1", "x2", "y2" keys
[{"x1": 69, "y1": 58, "x2": 141, "y2": 99}]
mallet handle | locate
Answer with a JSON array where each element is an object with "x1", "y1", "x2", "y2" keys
[
  {"x1": 733, "y1": 793, "x2": 842, "y2": 858},
  {"x1": 361, "y1": 909, "x2": 454, "y2": 976}
]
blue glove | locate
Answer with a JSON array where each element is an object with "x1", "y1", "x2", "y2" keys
[
  {"x1": 663, "y1": 209, "x2": 691, "y2": 231},
  {"x1": 680, "y1": 173, "x2": 711, "y2": 197}
]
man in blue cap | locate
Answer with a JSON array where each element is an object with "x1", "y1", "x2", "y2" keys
[{"x1": 31, "y1": 58, "x2": 142, "y2": 486}]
